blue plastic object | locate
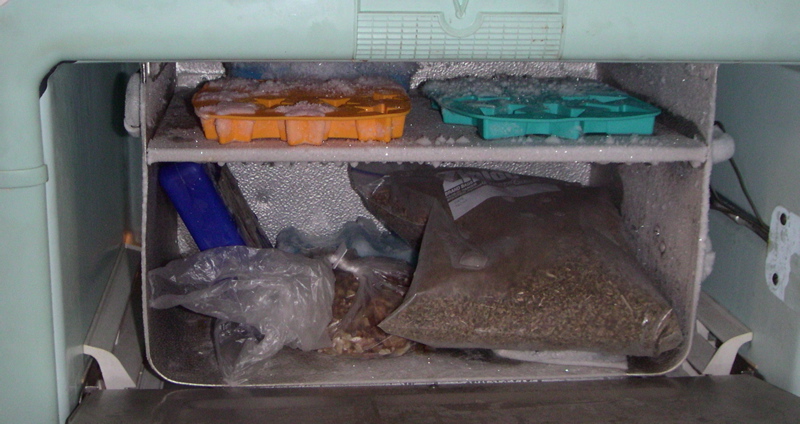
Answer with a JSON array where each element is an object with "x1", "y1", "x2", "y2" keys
[
  {"x1": 426, "y1": 78, "x2": 661, "y2": 140},
  {"x1": 159, "y1": 162, "x2": 245, "y2": 251}
]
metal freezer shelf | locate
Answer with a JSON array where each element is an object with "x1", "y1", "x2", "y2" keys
[{"x1": 147, "y1": 91, "x2": 708, "y2": 164}]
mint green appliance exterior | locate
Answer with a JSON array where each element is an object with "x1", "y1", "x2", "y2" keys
[
  {"x1": 705, "y1": 64, "x2": 800, "y2": 395},
  {"x1": 2, "y1": 1, "x2": 800, "y2": 422}
]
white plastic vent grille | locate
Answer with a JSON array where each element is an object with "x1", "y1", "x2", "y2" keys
[{"x1": 356, "y1": 14, "x2": 562, "y2": 60}]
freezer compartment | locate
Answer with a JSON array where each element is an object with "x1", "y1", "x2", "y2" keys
[
  {"x1": 141, "y1": 62, "x2": 713, "y2": 386},
  {"x1": 144, "y1": 160, "x2": 704, "y2": 386}
]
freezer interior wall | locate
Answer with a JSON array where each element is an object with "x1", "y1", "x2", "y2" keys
[{"x1": 142, "y1": 61, "x2": 710, "y2": 386}]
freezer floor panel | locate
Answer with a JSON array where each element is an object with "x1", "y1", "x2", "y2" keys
[
  {"x1": 68, "y1": 375, "x2": 800, "y2": 423},
  {"x1": 148, "y1": 305, "x2": 627, "y2": 386},
  {"x1": 147, "y1": 91, "x2": 708, "y2": 164}
]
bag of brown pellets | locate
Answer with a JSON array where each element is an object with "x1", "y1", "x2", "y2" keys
[
  {"x1": 318, "y1": 248, "x2": 416, "y2": 358},
  {"x1": 349, "y1": 163, "x2": 444, "y2": 249},
  {"x1": 365, "y1": 166, "x2": 683, "y2": 357}
]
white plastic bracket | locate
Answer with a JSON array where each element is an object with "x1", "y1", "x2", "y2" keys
[
  {"x1": 686, "y1": 292, "x2": 753, "y2": 376},
  {"x1": 83, "y1": 247, "x2": 161, "y2": 389},
  {"x1": 765, "y1": 206, "x2": 800, "y2": 304}
]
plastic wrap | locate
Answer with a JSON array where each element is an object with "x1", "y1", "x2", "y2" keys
[
  {"x1": 365, "y1": 166, "x2": 683, "y2": 357},
  {"x1": 277, "y1": 220, "x2": 417, "y2": 358},
  {"x1": 492, "y1": 349, "x2": 628, "y2": 370},
  {"x1": 319, "y1": 250, "x2": 415, "y2": 358},
  {"x1": 276, "y1": 217, "x2": 414, "y2": 264},
  {"x1": 148, "y1": 246, "x2": 335, "y2": 384}
]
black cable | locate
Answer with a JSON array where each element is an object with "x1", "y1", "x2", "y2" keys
[
  {"x1": 710, "y1": 188, "x2": 770, "y2": 242},
  {"x1": 709, "y1": 121, "x2": 770, "y2": 242},
  {"x1": 728, "y1": 157, "x2": 767, "y2": 228}
]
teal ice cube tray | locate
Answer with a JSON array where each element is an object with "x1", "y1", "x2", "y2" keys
[{"x1": 425, "y1": 77, "x2": 661, "y2": 140}]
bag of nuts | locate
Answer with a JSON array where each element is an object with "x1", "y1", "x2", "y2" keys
[{"x1": 318, "y1": 248, "x2": 416, "y2": 358}]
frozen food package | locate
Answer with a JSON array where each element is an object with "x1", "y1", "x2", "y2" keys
[
  {"x1": 148, "y1": 246, "x2": 335, "y2": 384},
  {"x1": 318, "y1": 249, "x2": 415, "y2": 358},
  {"x1": 349, "y1": 163, "x2": 443, "y2": 248},
  {"x1": 371, "y1": 167, "x2": 683, "y2": 357},
  {"x1": 275, "y1": 217, "x2": 415, "y2": 264}
]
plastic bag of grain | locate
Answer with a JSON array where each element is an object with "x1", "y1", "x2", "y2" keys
[{"x1": 356, "y1": 166, "x2": 683, "y2": 357}]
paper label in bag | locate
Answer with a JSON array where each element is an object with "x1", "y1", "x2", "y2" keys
[{"x1": 441, "y1": 170, "x2": 559, "y2": 220}]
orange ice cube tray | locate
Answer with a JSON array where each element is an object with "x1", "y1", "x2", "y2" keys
[{"x1": 193, "y1": 77, "x2": 411, "y2": 145}]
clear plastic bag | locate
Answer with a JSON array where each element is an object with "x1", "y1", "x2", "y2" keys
[
  {"x1": 318, "y1": 249, "x2": 415, "y2": 358},
  {"x1": 370, "y1": 167, "x2": 683, "y2": 357},
  {"x1": 349, "y1": 163, "x2": 442, "y2": 249},
  {"x1": 492, "y1": 349, "x2": 628, "y2": 370},
  {"x1": 148, "y1": 246, "x2": 335, "y2": 384}
]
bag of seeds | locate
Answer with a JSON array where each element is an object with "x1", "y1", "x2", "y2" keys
[
  {"x1": 349, "y1": 163, "x2": 444, "y2": 249},
  {"x1": 318, "y1": 248, "x2": 416, "y2": 358},
  {"x1": 367, "y1": 166, "x2": 683, "y2": 357}
]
